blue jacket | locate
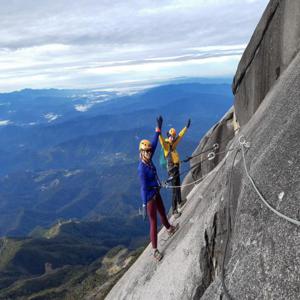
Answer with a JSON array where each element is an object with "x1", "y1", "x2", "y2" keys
[{"x1": 138, "y1": 131, "x2": 161, "y2": 205}]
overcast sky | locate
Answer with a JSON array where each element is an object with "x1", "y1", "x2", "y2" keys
[{"x1": 0, "y1": 0, "x2": 269, "y2": 92}]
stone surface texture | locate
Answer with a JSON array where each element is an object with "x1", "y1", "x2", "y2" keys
[
  {"x1": 105, "y1": 1, "x2": 300, "y2": 299},
  {"x1": 233, "y1": 0, "x2": 300, "y2": 126}
]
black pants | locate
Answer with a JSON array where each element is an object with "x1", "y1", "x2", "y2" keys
[{"x1": 168, "y1": 165, "x2": 182, "y2": 213}]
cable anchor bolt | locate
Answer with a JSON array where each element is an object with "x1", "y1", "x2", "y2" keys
[{"x1": 213, "y1": 143, "x2": 219, "y2": 150}]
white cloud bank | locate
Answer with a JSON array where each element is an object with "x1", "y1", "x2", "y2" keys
[{"x1": 0, "y1": 0, "x2": 269, "y2": 92}]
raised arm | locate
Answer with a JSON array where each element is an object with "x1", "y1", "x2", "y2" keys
[
  {"x1": 173, "y1": 119, "x2": 191, "y2": 147},
  {"x1": 159, "y1": 132, "x2": 168, "y2": 151},
  {"x1": 173, "y1": 127, "x2": 187, "y2": 147},
  {"x1": 151, "y1": 116, "x2": 163, "y2": 155},
  {"x1": 151, "y1": 130, "x2": 160, "y2": 155}
]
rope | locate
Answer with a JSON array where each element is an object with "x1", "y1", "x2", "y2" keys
[
  {"x1": 182, "y1": 143, "x2": 218, "y2": 163},
  {"x1": 239, "y1": 136, "x2": 300, "y2": 226},
  {"x1": 160, "y1": 133, "x2": 299, "y2": 299},
  {"x1": 179, "y1": 147, "x2": 236, "y2": 179},
  {"x1": 162, "y1": 147, "x2": 238, "y2": 188},
  {"x1": 182, "y1": 128, "x2": 240, "y2": 163},
  {"x1": 163, "y1": 173, "x2": 210, "y2": 189},
  {"x1": 159, "y1": 127, "x2": 239, "y2": 186},
  {"x1": 220, "y1": 149, "x2": 240, "y2": 300}
]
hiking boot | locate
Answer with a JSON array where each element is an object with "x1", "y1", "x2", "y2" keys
[
  {"x1": 178, "y1": 199, "x2": 187, "y2": 212},
  {"x1": 172, "y1": 210, "x2": 181, "y2": 219},
  {"x1": 177, "y1": 204, "x2": 183, "y2": 213},
  {"x1": 167, "y1": 223, "x2": 179, "y2": 236},
  {"x1": 153, "y1": 249, "x2": 163, "y2": 261}
]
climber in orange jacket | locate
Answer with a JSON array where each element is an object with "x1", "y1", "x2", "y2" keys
[{"x1": 159, "y1": 119, "x2": 191, "y2": 218}]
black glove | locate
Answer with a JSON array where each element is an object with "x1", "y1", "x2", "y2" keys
[
  {"x1": 156, "y1": 115, "x2": 163, "y2": 130},
  {"x1": 142, "y1": 204, "x2": 147, "y2": 221},
  {"x1": 186, "y1": 118, "x2": 191, "y2": 128}
]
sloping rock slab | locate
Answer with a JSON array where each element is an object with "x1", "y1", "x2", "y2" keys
[{"x1": 105, "y1": 48, "x2": 300, "y2": 300}]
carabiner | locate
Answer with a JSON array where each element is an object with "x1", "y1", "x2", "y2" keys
[
  {"x1": 208, "y1": 152, "x2": 216, "y2": 161},
  {"x1": 238, "y1": 135, "x2": 246, "y2": 145}
]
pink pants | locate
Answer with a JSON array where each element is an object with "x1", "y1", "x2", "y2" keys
[{"x1": 147, "y1": 193, "x2": 171, "y2": 249}]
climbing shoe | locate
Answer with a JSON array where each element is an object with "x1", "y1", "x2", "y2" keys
[
  {"x1": 172, "y1": 210, "x2": 181, "y2": 219},
  {"x1": 177, "y1": 204, "x2": 183, "y2": 213},
  {"x1": 167, "y1": 223, "x2": 179, "y2": 237},
  {"x1": 153, "y1": 249, "x2": 163, "y2": 262}
]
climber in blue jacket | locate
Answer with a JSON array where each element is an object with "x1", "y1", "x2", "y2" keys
[{"x1": 138, "y1": 116, "x2": 178, "y2": 261}]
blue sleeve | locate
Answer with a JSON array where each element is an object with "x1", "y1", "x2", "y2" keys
[
  {"x1": 138, "y1": 166, "x2": 147, "y2": 205},
  {"x1": 151, "y1": 131, "x2": 160, "y2": 156}
]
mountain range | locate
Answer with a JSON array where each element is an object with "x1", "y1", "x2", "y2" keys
[
  {"x1": 0, "y1": 80, "x2": 233, "y2": 298},
  {"x1": 0, "y1": 82, "x2": 233, "y2": 237}
]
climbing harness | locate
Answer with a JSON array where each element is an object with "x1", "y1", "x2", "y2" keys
[{"x1": 239, "y1": 136, "x2": 300, "y2": 226}]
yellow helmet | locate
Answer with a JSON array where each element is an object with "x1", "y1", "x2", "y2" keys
[
  {"x1": 139, "y1": 139, "x2": 152, "y2": 151},
  {"x1": 168, "y1": 128, "x2": 177, "y2": 137}
]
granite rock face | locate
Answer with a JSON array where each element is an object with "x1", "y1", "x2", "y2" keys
[
  {"x1": 105, "y1": 1, "x2": 300, "y2": 299},
  {"x1": 233, "y1": 0, "x2": 300, "y2": 126},
  {"x1": 181, "y1": 108, "x2": 236, "y2": 202}
]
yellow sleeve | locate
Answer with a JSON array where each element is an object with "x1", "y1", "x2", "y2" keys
[
  {"x1": 159, "y1": 134, "x2": 169, "y2": 157},
  {"x1": 173, "y1": 127, "x2": 187, "y2": 147}
]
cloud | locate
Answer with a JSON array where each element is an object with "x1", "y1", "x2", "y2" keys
[
  {"x1": 0, "y1": 120, "x2": 12, "y2": 126},
  {"x1": 0, "y1": 0, "x2": 269, "y2": 92},
  {"x1": 74, "y1": 104, "x2": 93, "y2": 112},
  {"x1": 44, "y1": 113, "x2": 60, "y2": 122}
]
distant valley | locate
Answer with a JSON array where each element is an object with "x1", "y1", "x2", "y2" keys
[{"x1": 0, "y1": 81, "x2": 233, "y2": 298}]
